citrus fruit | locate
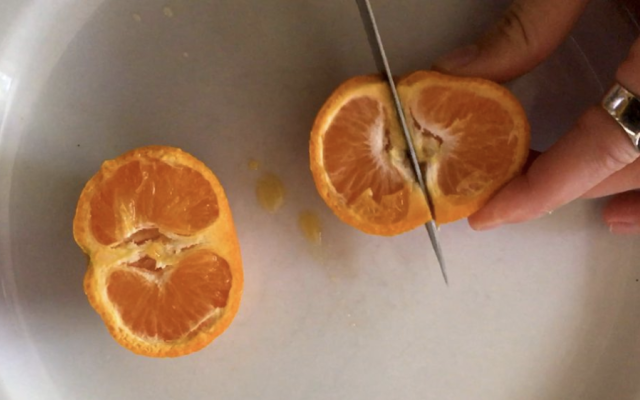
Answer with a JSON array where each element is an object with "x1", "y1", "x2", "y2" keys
[
  {"x1": 310, "y1": 71, "x2": 530, "y2": 235},
  {"x1": 73, "y1": 146, "x2": 243, "y2": 357}
]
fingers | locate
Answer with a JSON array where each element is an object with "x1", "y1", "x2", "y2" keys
[
  {"x1": 582, "y1": 158, "x2": 640, "y2": 198},
  {"x1": 582, "y1": 38, "x2": 640, "y2": 198},
  {"x1": 433, "y1": 0, "x2": 590, "y2": 82},
  {"x1": 603, "y1": 191, "x2": 640, "y2": 235},
  {"x1": 468, "y1": 106, "x2": 639, "y2": 230},
  {"x1": 468, "y1": 36, "x2": 640, "y2": 231}
]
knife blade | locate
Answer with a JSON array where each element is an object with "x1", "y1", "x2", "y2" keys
[{"x1": 355, "y1": 0, "x2": 448, "y2": 285}]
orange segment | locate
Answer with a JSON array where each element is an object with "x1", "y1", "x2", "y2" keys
[
  {"x1": 399, "y1": 71, "x2": 530, "y2": 223},
  {"x1": 74, "y1": 146, "x2": 243, "y2": 357},
  {"x1": 107, "y1": 250, "x2": 231, "y2": 342},
  {"x1": 89, "y1": 160, "x2": 219, "y2": 246},
  {"x1": 310, "y1": 76, "x2": 431, "y2": 236},
  {"x1": 310, "y1": 71, "x2": 530, "y2": 235},
  {"x1": 323, "y1": 96, "x2": 404, "y2": 203}
]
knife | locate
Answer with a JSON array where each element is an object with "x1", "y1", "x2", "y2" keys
[{"x1": 355, "y1": 0, "x2": 448, "y2": 285}]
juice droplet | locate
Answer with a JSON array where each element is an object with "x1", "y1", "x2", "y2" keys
[
  {"x1": 163, "y1": 7, "x2": 174, "y2": 17},
  {"x1": 256, "y1": 173, "x2": 285, "y2": 213},
  {"x1": 298, "y1": 211, "x2": 322, "y2": 245},
  {"x1": 248, "y1": 159, "x2": 260, "y2": 171}
]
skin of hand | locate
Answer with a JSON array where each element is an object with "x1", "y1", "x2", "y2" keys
[{"x1": 432, "y1": 0, "x2": 640, "y2": 234}]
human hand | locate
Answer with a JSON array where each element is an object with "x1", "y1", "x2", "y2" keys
[{"x1": 433, "y1": 0, "x2": 640, "y2": 234}]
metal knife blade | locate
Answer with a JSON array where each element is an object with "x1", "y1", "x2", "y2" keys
[{"x1": 355, "y1": 0, "x2": 448, "y2": 285}]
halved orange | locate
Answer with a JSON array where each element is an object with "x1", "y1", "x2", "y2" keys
[
  {"x1": 310, "y1": 71, "x2": 530, "y2": 235},
  {"x1": 73, "y1": 146, "x2": 243, "y2": 357}
]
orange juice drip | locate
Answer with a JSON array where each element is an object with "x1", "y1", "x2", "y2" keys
[
  {"x1": 298, "y1": 211, "x2": 322, "y2": 245},
  {"x1": 256, "y1": 173, "x2": 285, "y2": 213},
  {"x1": 248, "y1": 159, "x2": 260, "y2": 171}
]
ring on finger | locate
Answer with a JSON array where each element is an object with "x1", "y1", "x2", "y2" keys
[{"x1": 602, "y1": 83, "x2": 640, "y2": 151}]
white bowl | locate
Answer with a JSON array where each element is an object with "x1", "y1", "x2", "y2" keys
[{"x1": 1, "y1": 1, "x2": 639, "y2": 399}]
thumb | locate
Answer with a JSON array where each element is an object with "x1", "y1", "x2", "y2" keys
[{"x1": 433, "y1": 0, "x2": 589, "y2": 82}]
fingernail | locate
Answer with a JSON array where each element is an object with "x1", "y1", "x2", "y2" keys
[
  {"x1": 609, "y1": 222, "x2": 640, "y2": 235},
  {"x1": 469, "y1": 219, "x2": 502, "y2": 231},
  {"x1": 433, "y1": 44, "x2": 479, "y2": 71}
]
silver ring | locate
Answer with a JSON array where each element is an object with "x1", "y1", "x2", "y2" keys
[{"x1": 602, "y1": 83, "x2": 640, "y2": 151}]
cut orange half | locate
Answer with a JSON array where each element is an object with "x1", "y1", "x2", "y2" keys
[
  {"x1": 310, "y1": 71, "x2": 530, "y2": 235},
  {"x1": 73, "y1": 146, "x2": 243, "y2": 357}
]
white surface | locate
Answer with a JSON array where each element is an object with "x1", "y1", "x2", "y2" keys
[{"x1": 1, "y1": 1, "x2": 639, "y2": 399}]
